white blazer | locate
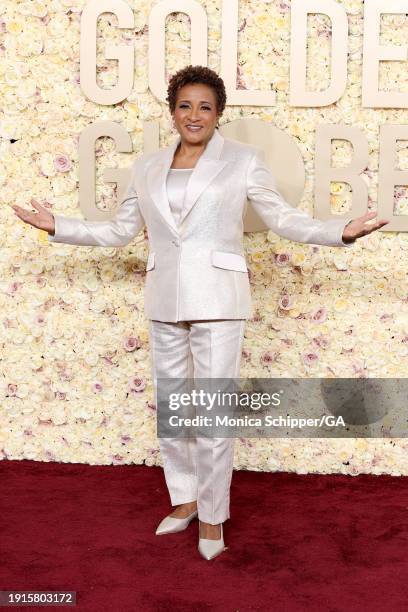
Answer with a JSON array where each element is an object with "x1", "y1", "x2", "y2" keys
[{"x1": 48, "y1": 129, "x2": 353, "y2": 322}]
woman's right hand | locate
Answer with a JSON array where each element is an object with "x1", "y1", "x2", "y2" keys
[{"x1": 12, "y1": 199, "x2": 55, "y2": 235}]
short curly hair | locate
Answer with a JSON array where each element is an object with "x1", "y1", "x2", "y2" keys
[{"x1": 166, "y1": 65, "x2": 227, "y2": 119}]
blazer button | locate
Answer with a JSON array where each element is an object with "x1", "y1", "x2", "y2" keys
[{"x1": 172, "y1": 239, "x2": 180, "y2": 247}]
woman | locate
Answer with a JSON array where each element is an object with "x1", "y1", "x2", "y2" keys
[{"x1": 12, "y1": 65, "x2": 388, "y2": 560}]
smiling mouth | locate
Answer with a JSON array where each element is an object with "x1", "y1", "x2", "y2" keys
[{"x1": 185, "y1": 125, "x2": 203, "y2": 131}]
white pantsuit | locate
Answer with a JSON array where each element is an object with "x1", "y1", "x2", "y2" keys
[
  {"x1": 47, "y1": 128, "x2": 354, "y2": 524},
  {"x1": 149, "y1": 319, "x2": 245, "y2": 524}
]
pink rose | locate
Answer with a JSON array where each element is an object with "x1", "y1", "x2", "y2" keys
[
  {"x1": 278, "y1": 294, "x2": 294, "y2": 310},
  {"x1": 352, "y1": 361, "x2": 367, "y2": 377},
  {"x1": 275, "y1": 253, "x2": 291, "y2": 267},
  {"x1": 36, "y1": 276, "x2": 47, "y2": 289},
  {"x1": 7, "y1": 384, "x2": 17, "y2": 396},
  {"x1": 303, "y1": 352, "x2": 319, "y2": 366},
  {"x1": 124, "y1": 336, "x2": 141, "y2": 352},
  {"x1": 313, "y1": 334, "x2": 329, "y2": 349},
  {"x1": 129, "y1": 377, "x2": 146, "y2": 393},
  {"x1": 261, "y1": 351, "x2": 279, "y2": 365},
  {"x1": 6, "y1": 282, "x2": 22, "y2": 296},
  {"x1": 310, "y1": 307, "x2": 327, "y2": 324},
  {"x1": 112, "y1": 454, "x2": 124, "y2": 464},
  {"x1": 54, "y1": 154, "x2": 72, "y2": 172}
]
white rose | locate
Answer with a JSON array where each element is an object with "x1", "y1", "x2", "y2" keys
[
  {"x1": 47, "y1": 15, "x2": 70, "y2": 38},
  {"x1": 16, "y1": 78, "x2": 37, "y2": 99},
  {"x1": 39, "y1": 152, "x2": 56, "y2": 177},
  {"x1": 16, "y1": 30, "x2": 44, "y2": 56}
]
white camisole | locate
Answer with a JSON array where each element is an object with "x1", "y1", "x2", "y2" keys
[{"x1": 166, "y1": 168, "x2": 193, "y2": 226}]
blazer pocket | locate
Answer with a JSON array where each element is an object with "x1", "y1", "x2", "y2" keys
[
  {"x1": 211, "y1": 250, "x2": 247, "y2": 272},
  {"x1": 146, "y1": 252, "x2": 155, "y2": 271}
]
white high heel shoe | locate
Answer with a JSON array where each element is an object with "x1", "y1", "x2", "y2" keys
[
  {"x1": 198, "y1": 522, "x2": 226, "y2": 560},
  {"x1": 155, "y1": 509, "x2": 198, "y2": 535}
]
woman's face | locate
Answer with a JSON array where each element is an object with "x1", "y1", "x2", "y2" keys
[{"x1": 172, "y1": 82, "x2": 220, "y2": 145}]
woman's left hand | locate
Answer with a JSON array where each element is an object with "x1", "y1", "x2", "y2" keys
[{"x1": 342, "y1": 211, "x2": 389, "y2": 244}]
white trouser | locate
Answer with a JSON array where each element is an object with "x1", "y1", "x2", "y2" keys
[{"x1": 149, "y1": 319, "x2": 246, "y2": 525}]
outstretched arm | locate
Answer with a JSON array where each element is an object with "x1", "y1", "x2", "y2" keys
[
  {"x1": 246, "y1": 148, "x2": 388, "y2": 247},
  {"x1": 12, "y1": 160, "x2": 145, "y2": 247}
]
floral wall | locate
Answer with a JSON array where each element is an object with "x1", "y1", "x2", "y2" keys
[{"x1": 1, "y1": 0, "x2": 407, "y2": 475}]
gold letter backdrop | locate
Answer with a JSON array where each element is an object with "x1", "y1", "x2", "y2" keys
[{"x1": 1, "y1": 1, "x2": 407, "y2": 473}]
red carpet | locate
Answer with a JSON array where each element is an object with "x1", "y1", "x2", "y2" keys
[{"x1": 1, "y1": 459, "x2": 407, "y2": 611}]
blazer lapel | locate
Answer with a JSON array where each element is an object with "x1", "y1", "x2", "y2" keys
[
  {"x1": 178, "y1": 129, "x2": 228, "y2": 225},
  {"x1": 145, "y1": 128, "x2": 227, "y2": 232},
  {"x1": 145, "y1": 138, "x2": 180, "y2": 234}
]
